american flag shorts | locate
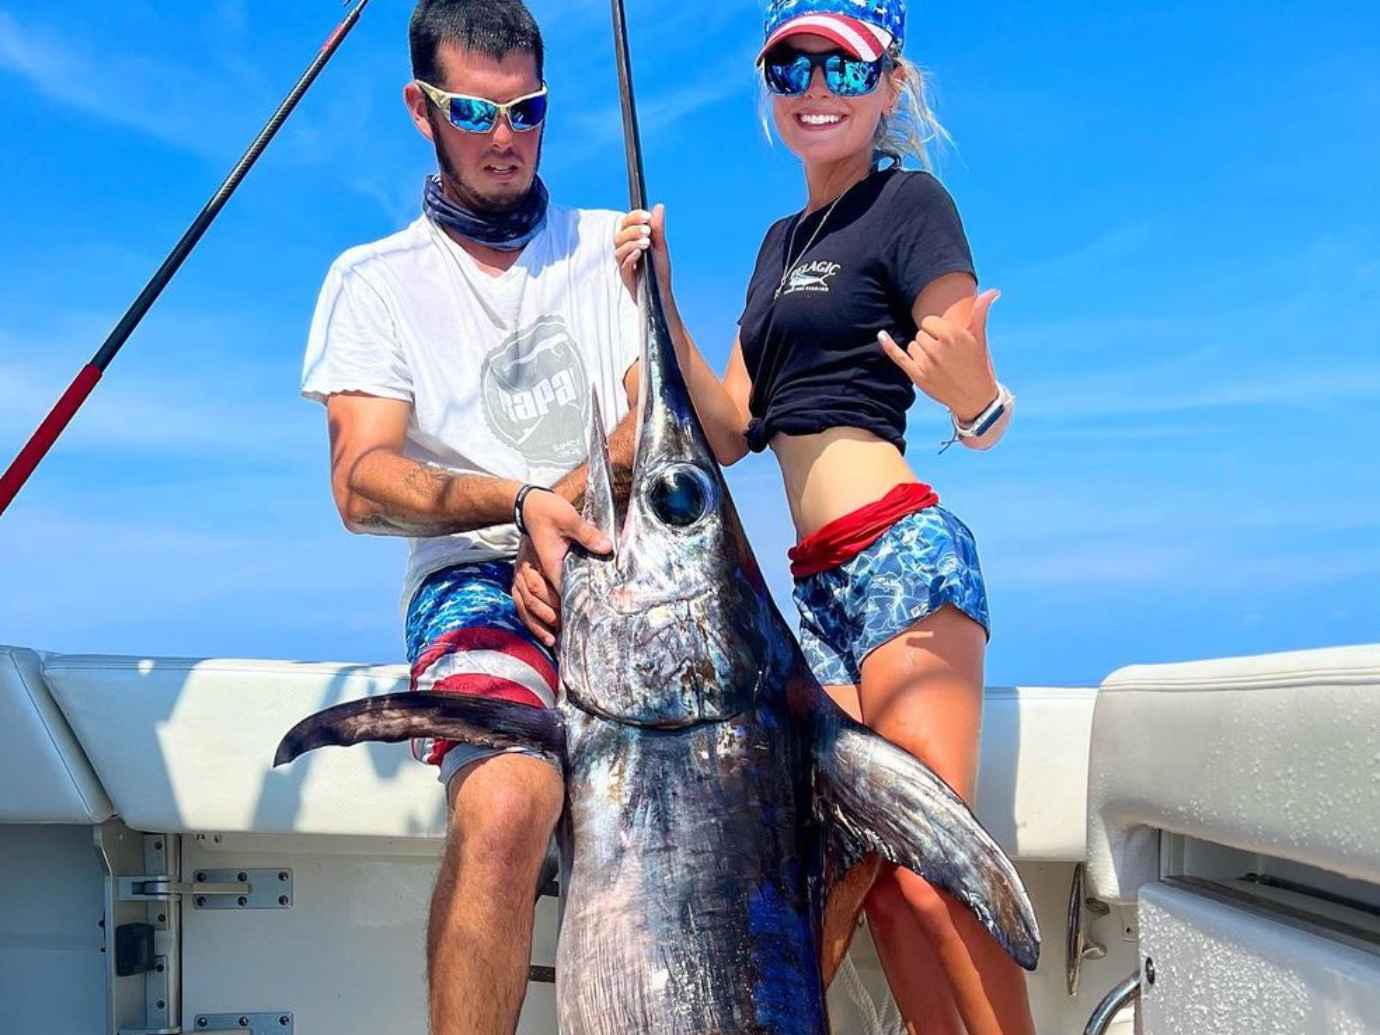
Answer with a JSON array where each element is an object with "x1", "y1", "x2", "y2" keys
[{"x1": 404, "y1": 560, "x2": 558, "y2": 768}]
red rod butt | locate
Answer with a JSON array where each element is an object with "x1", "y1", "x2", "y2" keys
[{"x1": 0, "y1": 364, "x2": 104, "y2": 517}]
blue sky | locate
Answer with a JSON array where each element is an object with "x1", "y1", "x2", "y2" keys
[{"x1": 0, "y1": 0, "x2": 1376, "y2": 686}]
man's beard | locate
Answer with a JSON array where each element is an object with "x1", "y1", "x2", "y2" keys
[{"x1": 429, "y1": 110, "x2": 543, "y2": 215}]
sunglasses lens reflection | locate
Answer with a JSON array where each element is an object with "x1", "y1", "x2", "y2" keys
[
  {"x1": 829, "y1": 56, "x2": 881, "y2": 96},
  {"x1": 510, "y1": 94, "x2": 548, "y2": 131},
  {"x1": 448, "y1": 96, "x2": 499, "y2": 133},
  {"x1": 445, "y1": 94, "x2": 546, "y2": 133},
  {"x1": 763, "y1": 52, "x2": 883, "y2": 98},
  {"x1": 765, "y1": 55, "x2": 812, "y2": 95}
]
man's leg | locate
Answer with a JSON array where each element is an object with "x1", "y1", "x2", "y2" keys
[{"x1": 427, "y1": 752, "x2": 563, "y2": 1035}]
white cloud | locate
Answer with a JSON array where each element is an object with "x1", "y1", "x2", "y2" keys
[
  {"x1": 0, "y1": 8, "x2": 356, "y2": 168},
  {"x1": 0, "y1": 10, "x2": 250, "y2": 161}
]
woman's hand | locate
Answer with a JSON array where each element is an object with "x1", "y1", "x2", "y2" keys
[
  {"x1": 880, "y1": 289, "x2": 1001, "y2": 423},
  {"x1": 615, "y1": 205, "x2": 676, "y2": 313}
]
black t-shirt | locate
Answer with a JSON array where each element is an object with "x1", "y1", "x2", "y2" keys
[{"x1": 738, "y1": 168, "x2": 975, "y2": 453}]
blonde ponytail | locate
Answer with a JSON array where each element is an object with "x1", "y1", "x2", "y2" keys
[{"x1": 874, "y1": 56, "x2": 951, "y2": 173}]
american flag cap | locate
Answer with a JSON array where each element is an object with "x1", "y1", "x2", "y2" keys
[{"x1": 759, "y1": 0, "x2": 906, "y2": 64}]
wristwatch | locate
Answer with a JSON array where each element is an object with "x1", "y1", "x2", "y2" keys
[{"x1": 952, "y1": 383, "x2": 1014, "y2": 440}]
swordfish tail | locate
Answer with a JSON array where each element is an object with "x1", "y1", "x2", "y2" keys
[{"x1": 274, "y1": 692, "x2": 566, "y2": 768}]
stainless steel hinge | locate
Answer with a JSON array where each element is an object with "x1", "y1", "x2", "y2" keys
[
  {"x1": 119, "y1": 1016, "x2": 296, "y2": 1035},
  {"x1": 191, "y1": 1013, "x2": 294, "y2": 1034},
  {"x1": 98, "y1": 824, "x2": 183, "y2": 1035},
  {"x1": 120, "y1": 868, "x2": 294, "y2": 909}
]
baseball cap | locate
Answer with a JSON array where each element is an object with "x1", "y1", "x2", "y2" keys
[{"x1": 758, "y1": 0, "x2": 906, "y2": 63}]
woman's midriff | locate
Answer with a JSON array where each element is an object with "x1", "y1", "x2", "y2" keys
[{"x1": 770, "y1": 426, "x2": 923, "y2": 540}]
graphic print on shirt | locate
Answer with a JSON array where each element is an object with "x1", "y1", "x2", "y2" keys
[
  {"x1": 780, "y1": 259, "x2": 842, "y2": 297},
  {"x1": 481, "y1": 315, "x2": 592, "y2": 468}
]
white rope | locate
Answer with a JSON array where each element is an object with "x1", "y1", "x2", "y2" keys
[{"x1": 827, "y1": 920, "x2": 905, "y2": 1035}]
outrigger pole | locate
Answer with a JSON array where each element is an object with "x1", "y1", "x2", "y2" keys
[{"x1": 0, "y1": 0, "x2": 372, "y2": 518}]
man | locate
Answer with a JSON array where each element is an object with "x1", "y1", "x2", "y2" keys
[{"x1": 302, "y1": 2, "x2": 641, "y2": 1030}]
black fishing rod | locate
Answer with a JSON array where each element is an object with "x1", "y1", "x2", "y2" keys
[
  {"x1": 0, "y1": 0, "x2": 371, "y2": 518},
  {"x1": 611, "y1": 0, "x2": 681, "y2": 348},
  {"x1": 609, "y1": 0, "x2": 650, "y2": 214}
]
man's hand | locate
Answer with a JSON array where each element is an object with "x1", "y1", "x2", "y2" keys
[
  {"x1": 880, "y1": 289, "x2": 1001, "y2": 423},
  {"x1": 524, "y1": 488, "x2": 612, "y2": 583},
  {"x1": 513, "y1": 535, "x2": 561, "y2": 648},
  {"x1": 514, "y1": 489, "x2": 611, "y2": 645}
]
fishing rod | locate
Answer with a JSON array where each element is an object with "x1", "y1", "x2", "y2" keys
[
  {"x1": 609, "y1": 0, "x2": 649, "y2": 215},
  {"x1": 610, "y1": 0, "x2": 680, "y2": 348},
  {"x1": 0, "y1": 0, "x2": 372, "y2": 519}
]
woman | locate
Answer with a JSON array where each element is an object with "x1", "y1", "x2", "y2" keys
[{"x1": 612, "y1": 1, "x2": 1032, "y2": 1032}]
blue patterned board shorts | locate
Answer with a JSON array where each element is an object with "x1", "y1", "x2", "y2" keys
[
  {"x1": 405, "y1": 561, "x2": 559, "y2": 786},
  {"x1": 792, "y1": 507, "x2": 991, "y2": 687}
]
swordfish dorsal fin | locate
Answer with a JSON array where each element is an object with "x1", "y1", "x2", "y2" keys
[
  {"x1": 274, "y1": 692, "x2": 566, "y2": 768},
  {"x1": 813, "y1": 709, "x2": 1041, "y2": 971}
]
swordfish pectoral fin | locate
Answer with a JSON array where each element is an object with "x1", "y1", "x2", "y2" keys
[
  {"x1": 814, "y1": 713, "x2": 1041, "y2": 971},
  {"x1": 274, "y1": 692, "x2": 566, "y2": 768}
]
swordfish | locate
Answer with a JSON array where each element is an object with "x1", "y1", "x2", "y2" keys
[{"x1": 275, "y1": 279, "x2": 1040, "y2": 1032}]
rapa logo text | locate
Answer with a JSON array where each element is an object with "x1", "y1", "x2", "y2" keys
[
  {"x1": 497, "y1": 370, "x2": 580, "y2": 423},
  {"x1": 481, "y1": 315, "x2": 591, "y2": 468}
]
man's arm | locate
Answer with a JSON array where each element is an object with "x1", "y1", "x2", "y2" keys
[
  {"x1": 325, "y1": 393, "x2": 613, "y2": 579},
  {"x1": 326, "y1": 392, "x2": 517, "y2": 536}
]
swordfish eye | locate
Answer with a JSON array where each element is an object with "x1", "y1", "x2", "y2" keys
[{"x1": 646, "y1": 464, "x2": 716, "y2": 529}]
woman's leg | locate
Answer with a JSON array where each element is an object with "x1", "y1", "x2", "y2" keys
[
  {"x1": 858, "y1": 605, "x2": 1036, "y2": 1035},
  {"x1": 816, "y1": 682, "x2": 964, "y2": 1034}
]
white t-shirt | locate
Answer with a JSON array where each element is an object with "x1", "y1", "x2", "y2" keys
[{"x1": 302, "y1": 205, "x2": 640, "y2": 611}]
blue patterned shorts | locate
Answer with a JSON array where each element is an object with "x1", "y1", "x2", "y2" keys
[
  {"x1": 792, "y1": 507, "x2": 991, "y2": 687},
  {"x1": 405, "y1": 561, "x2": 559, "y2": 785}
]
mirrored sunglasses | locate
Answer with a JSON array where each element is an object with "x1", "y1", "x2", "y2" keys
[
  {"x1": 762, "y1": 50, "x2": 887, "y2": 98},
  {"x1": 416, "y1": 80, "x2": 549, "y2": 134}
]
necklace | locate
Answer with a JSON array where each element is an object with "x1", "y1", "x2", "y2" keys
[{"x1": 773, "y1": 183, "x2": 854, "y2": 301}]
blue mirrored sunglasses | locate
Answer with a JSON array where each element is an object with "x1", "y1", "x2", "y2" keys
[
  {"x1": 416, "y1": 80, "x2": 549, "y2": 134},
  {"x1": 762, "y1": 50, "x2": 886, "y2": 98}
]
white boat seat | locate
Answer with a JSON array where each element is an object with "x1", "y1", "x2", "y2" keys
[
  {"x1": 975, "y1": 686, "x2": 1098, "y2": 863},
  {"x1": 1086, "y1": 644, "x2": 1380, "y2": 904},
  {"x1": 44, "y1": 654, "x2": 1097, "y2": 858},
  {"x1": 0, "y1": 645, "x2": 113, "y2": 824},
  {"x1": 42, "y1": 655, "x2": 447, "y2": 838}
]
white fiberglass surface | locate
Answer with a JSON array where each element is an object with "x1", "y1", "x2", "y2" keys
[
  {"x1": 0, "y1": 825, "x2": 107, "y2": 1034},
  {"x1": 1139, "y1": 880, "x2": 1380, "y2": 1035},
  {"x1": 175, "y1": 841, "x2": 1133, "y2": 1035}
]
